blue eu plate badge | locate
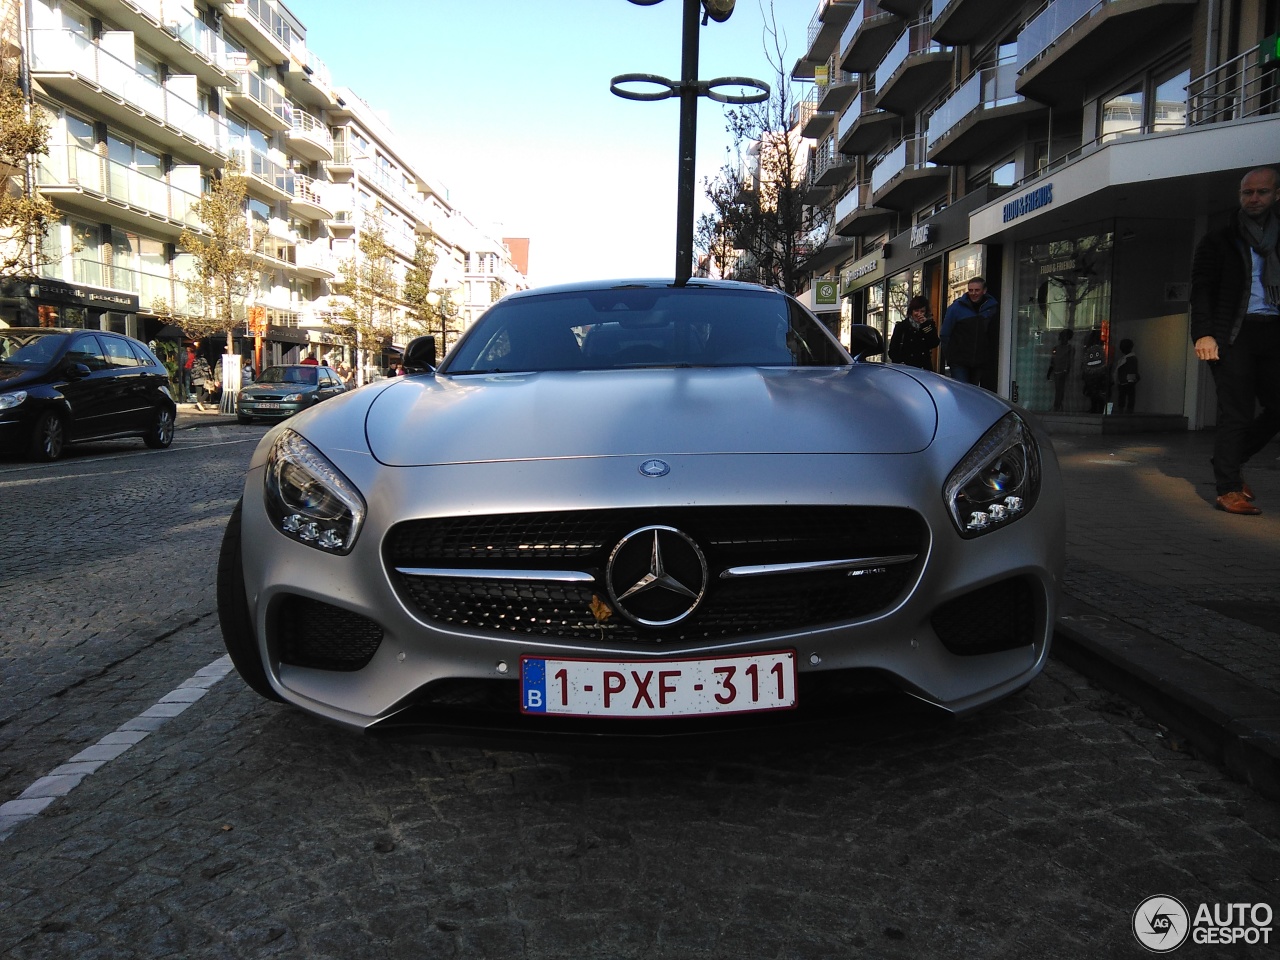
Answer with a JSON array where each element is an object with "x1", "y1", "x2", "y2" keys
[{"x1": 521, "y1": 657, "x2": 547, "y2": 713}]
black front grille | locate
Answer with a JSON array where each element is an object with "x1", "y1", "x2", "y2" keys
[
  {"x1": 276, "y1": 595, "x2": 384, "y2": 670},
  {"x1": 386, "y1": 506, "x2": 926, "y2": 643},
  {"x1": 931, "y1": 577, "x2": 1038, "y2": 656}
]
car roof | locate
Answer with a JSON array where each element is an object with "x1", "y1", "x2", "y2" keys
[{"x1": 500, "y1": 278, "x2": 789, "y2": 301}]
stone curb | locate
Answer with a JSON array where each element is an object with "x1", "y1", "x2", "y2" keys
[{"x1": 1053, "y1": 592, "x2": 1280, "y2": 801}]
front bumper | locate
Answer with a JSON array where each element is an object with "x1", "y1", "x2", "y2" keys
[{"x1": 235, "y1": 444, "x2": 1065, "y2": 732}]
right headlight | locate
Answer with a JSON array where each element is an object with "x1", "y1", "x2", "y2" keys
[
  {"x1": 943, "y1": 412, "x2": 1041, "y2": 538},
  {"x1": 263, "y1": 429, "x2": 366, "y2": 554},
  {"x1": 0, "y1": 390, "x2": 27, "y2": 410}
]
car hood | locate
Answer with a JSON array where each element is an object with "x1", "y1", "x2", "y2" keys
[
  {"x1": 242, "y1": 382, "x2": 316, "y2": 395},
  {"x1": 364, "y1": 366, "x2": 939, "y2": 466},
  {"x1": 0, "y1": 363, "x2": 48, "y2": 389}
]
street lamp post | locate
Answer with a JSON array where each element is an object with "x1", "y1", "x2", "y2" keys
[{"x1": 611, "y1": 0, "x2": 768, "y2": 286}]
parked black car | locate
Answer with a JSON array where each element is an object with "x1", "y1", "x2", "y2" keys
[
  {"x1": 235, "y1": 364, "x2": 347, "y2": 423},
  {"x1": 0, "y1": 328, "x2": 176, "y2": 462}
]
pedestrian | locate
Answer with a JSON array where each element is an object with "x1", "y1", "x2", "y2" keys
[
  {"x1": 940, "y1": 276, "x2": 998, "y2": 385},
  {"x1": 191, "y1": 354, "x2": 212, "y2": 411},
  {"x1": 888, "y1": 295, "x2": 940, "y2": 371},
  {"x1": 300, "y1": 351, "x2": 319, "y2": 366},
  {"x1": 181, "y1": 344, "x2": 195, "y2": 402},
  {"x1": 1047, "y1": 329, "x2": 1074, "y2": 412},
  {"x1": 1113, "y1": 338, "x2": 1140, "y2": 413},
  {"x1": 1081, "y1": 329, "x2": 1109, "y2": 414},
  {"x1": 1191, "y1": 166, "x2": 1280, "y2": 515}
]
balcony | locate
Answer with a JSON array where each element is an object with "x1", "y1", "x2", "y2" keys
[
  {"x1": 869, "y1": 136, "x2": 948, "y2": 208},
  {"x1": 809, "y1": 136, "x2": 857, "y2": 188},
  {"x1": 931, "y1": 0, "x2": 1010, "y2": 44},
  {"x1": 838, "y1": 87, "x2": 900, "y2": 156},
  {"x1": 73, "y1": 0, "x2": 234, "y2": 87},
  {"x1": 926, "y1": 61, "x2": 1047, "y2": 164},
  {"x1": 220, "y1": 0, "x2": 294, "y2": 64},
  {"x1": 877, "y1": 0, "x2": 927, "y2": 17},
  {"x1": 800, "y1": 87, "x2": 838, "y2": 138},
  {"x1": 239, "y1": 147, "x2": 291, "y2": 203},
  {"x1": 873, "y1": 21, "x2": 953, "y2": 115},
  {"x1": 1015, "y1": 0, "x2": 1197, "y2": 106},
  {"x1": 286, "y1": 110, "x2": 334, "y2": 162},
  {"x1": 28, "y1": 29, "x2": 228, "y2": 165},
  {"x1": 284, "y1": 46, "x2": 340, "y2": 111},
  {"x1": 815, "y1": 59, "x2": 861, "y2": 115},
  {"x1": 226, "y1": 63, "x2": 292, "y2": 133},
  {"x1": 834, "y1": 179, "x2": 894, "y2": 236},
  {"x1": 285, "y1": 173, "x2": 332, "y2": 220},
  {"x1": 797, "y1": 0, "x2": 861, "y2": 78},
  {"x1": 839, "y1": 1, "x2": 899, "y2": 73},
  {"x1": 295, "y1": 239, "x2": 337, "y2": 279},
  {"x1": 36, "y1": 144, "x2": 203, "y2": 240}
]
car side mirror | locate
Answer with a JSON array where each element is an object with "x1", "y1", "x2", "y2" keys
[
  {"x1": 848, "y1": 325, "x2": 884, "y2": 362},
  {"x1": 403, "y1": 336, "x2": 437, "y2": 373},
  {"x1": 64, "y1": 362, "x2": 92, "y2": 379}
]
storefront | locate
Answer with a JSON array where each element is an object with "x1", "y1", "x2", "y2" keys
[{"x1": 0, "y1": 277, "x2": 140, "y2": 335}]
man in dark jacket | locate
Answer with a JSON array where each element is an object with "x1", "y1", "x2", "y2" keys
[
  {"x1": 940, "y1": 277, "x2": 998, "y2": 385},
  {"x1": 1191, "y1": 167, "x2": 1280, "y2": 515}
]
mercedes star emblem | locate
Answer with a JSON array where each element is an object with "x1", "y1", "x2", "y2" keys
[{"x1": 606, "y1": 525, "x2": 708, "y2": 628}]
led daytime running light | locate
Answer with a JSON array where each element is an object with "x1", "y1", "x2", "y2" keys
[
  {"x1": 264, "y1": 430, "x2": 366, "y2": 554},
  {"x1": 944, "y1": 413, "x2": 1040, "y2": 538}
]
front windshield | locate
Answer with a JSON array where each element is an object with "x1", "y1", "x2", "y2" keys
[
  {"x1": 441, "y1": 286, "x2": 850, "y2": 374},
  {"x1": 258, "y1": 366, "x2": 317, "y2": 385},
  {"x1": 0, "y1": 331, "x2": 63, "y2": 368}
]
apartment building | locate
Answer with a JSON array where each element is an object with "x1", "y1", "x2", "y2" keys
[
  {"x1": 792, "y1": 0, "x2": 1279, "y2": 428},
  {"x1": 1, "y1": 0, "x2": 526, "y2": 374}
]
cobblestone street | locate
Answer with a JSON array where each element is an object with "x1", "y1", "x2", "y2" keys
[{"x1": 1, "y1": 427, "x2": 1278, "y2": 958}]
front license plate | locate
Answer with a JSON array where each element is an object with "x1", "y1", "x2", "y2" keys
[
  {"x1": 520, "y1": 651, "x2": 796, "y2": 718},
  {"x1": 256, "y1": 401, "x2": 281, "y2": 409}
]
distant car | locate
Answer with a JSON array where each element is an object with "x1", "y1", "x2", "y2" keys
[
  {"x1": 218, "y1": 279, "x2": 1065, "y2": 734},
  {"x1": 0, "y1": 327, "x2": 176, "y2": 461},
  {"x1": 235, "y1": 364, "x2": 346, "y2": 423}
]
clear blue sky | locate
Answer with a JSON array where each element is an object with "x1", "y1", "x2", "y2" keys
[{"x1": 292, "y1": 0, "x2": 818, "y2": 286}]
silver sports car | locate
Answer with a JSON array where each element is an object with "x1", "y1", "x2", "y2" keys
[{"x1": 218, "y1": 279, "x2": 1064, "y2": 734}]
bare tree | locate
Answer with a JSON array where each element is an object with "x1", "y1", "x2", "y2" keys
[
  {"x1": 696, "y1": 0, "x2": 829, "y2": 296},
  {"x1": 330, "y1": 207, "x2": 399, "y2": 384},
  {"x1": 178, "y1": 158, "x2": 260, "y2": 354}
]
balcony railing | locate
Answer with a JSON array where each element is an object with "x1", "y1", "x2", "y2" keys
[
  {"x1": 289, "y1": 172, "x2": 328, "y2": 210},
  {"x1": 877, "y1": 19, "x2": 949, "y2": 82},
  {"x1": 241, "y1": 0, "x2": 295, "y2": 52},
  {"x1": 290, "y1": 109, "x2": 333, "y2": 149},
  {"x1": 28, "y1": 29, "x2": 228, "y2": 155},
  {"x1": 870, "y1": 135, "x2": 931, "y2": 193},
  {"x1": 1187, "y1": 48, "x2": 1278, "y2": 126},
  {"x1": 167, "y1": 10, "x2": 231, "y2": 69},
  {"x1": 231, "y1": 66, "x2": 292, "y2": 126},
  {"x1": 1017, "y1": 0, "x2": 1099, "y2": 72},
  {"x1": 834, "y1": 180, "x2": 874, "y2": 223},
  {"x1": 37, "y1": 144, "x2": 203, "y2": 229},
  {"x1": 926, "y1": 60, "x2": 1022, "y2": 149}
]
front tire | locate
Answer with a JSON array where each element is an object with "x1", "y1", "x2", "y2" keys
[
  {"x1": 217, "y1": 499, "x2": 284, "y2": 702},
  {"x1": 144, "y1": 405, "x2": 175, "y2": 448},
  {"x1": 29, "y1": 410, "x2": 65, "y2": 461}
]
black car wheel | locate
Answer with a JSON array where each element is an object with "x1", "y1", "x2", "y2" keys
[
  {"x1": 29, "y1": 409, "x2": 65, "y2": 462},
  {"x1": 217, "y1": 499, "x2": 284, "y2": 702},
  {"x1": 144, "y1": 405, "x2": 175, "y2": 449}
]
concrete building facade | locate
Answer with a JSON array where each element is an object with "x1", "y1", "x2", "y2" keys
[{"x1": 792, "y1": 0, "x2": 1280, "y2": 429}]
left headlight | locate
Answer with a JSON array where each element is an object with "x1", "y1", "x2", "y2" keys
[
  {"x1": 0, "y1": 390, "x2": 28, "y2": 410},
  {"x1": 264, "y1": 429, "x2": 366, "y2": 554},
  {"x1": 943, "y1": 412, "x2": 1041, "y2": 538}
]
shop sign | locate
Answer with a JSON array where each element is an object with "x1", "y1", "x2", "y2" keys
[
  {"x1": 28, "y1": 279, "x2": 139, "y2": 311},
  {"x1": 1002, "y1": 183, "x2": 1054, "y2": 223},
  {"x1": 841, "y1": 251, "x2": 884, "y2": 295},
  {"x1": 909, "y1": 224, "x2": 934, "y2": 248},
  {"x1": 814, "y1": 278, "x2": 838, "y2": 305}
]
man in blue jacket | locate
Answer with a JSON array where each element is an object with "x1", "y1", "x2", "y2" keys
[
  {"x1": 940, "y1": 277, "x2": 999, "y2": 385},
  {"x1": 1191, "y1": 167, "x2": 1280, "y2": 515}
]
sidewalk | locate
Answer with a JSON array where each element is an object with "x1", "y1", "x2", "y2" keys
[{"x1": 1050, "y1": 428, "x2": 1280, "y2": 799}]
